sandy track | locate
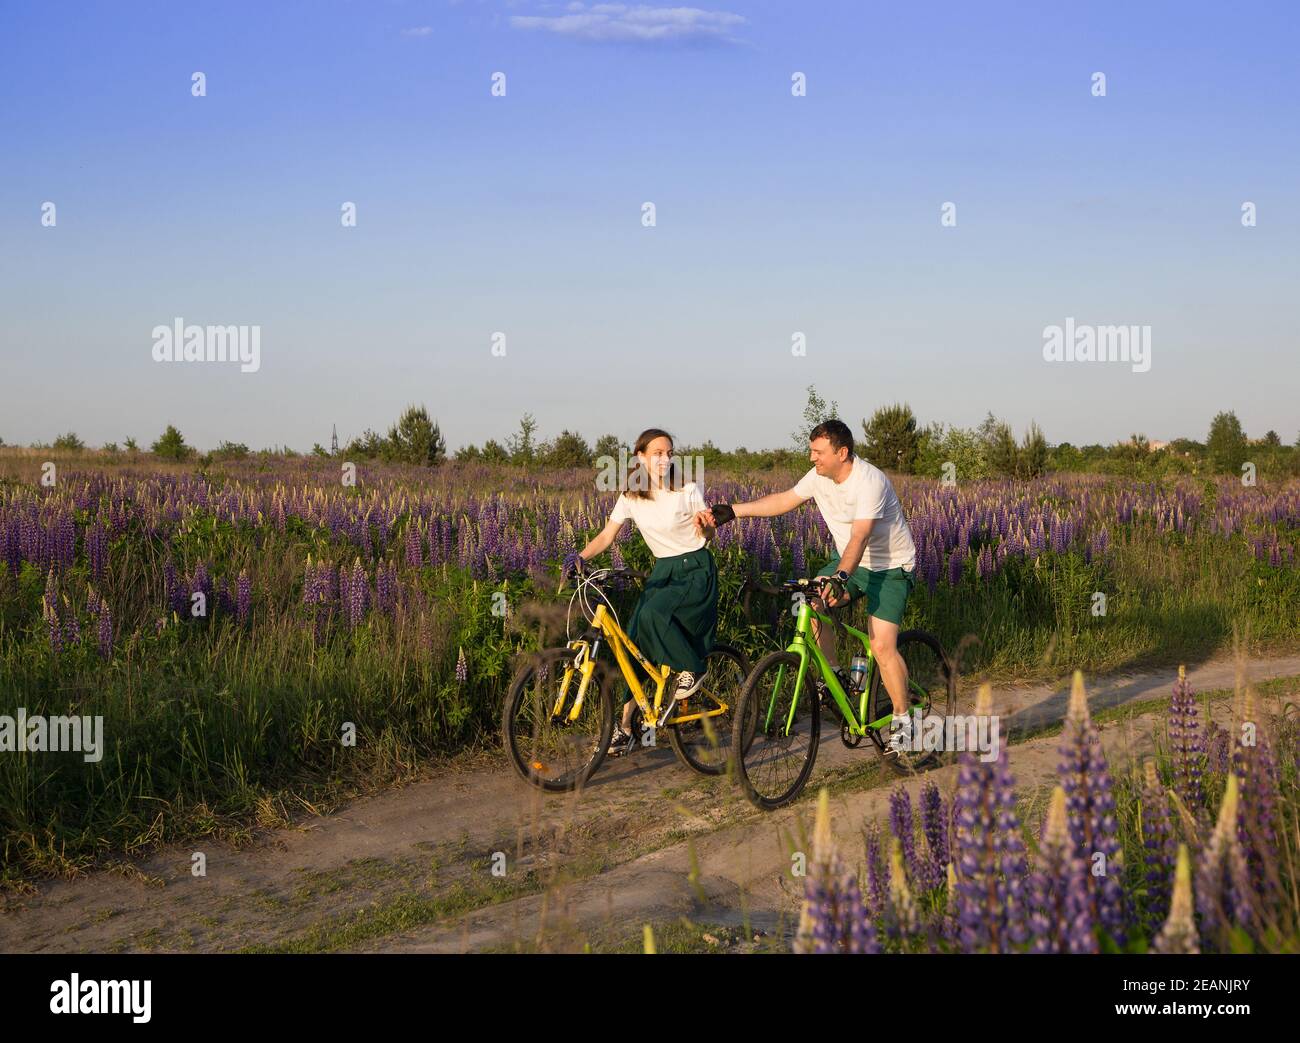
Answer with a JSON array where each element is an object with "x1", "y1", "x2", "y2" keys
[{"x1": 3, "y1": 654, "x2": 1297, "y2": 954}]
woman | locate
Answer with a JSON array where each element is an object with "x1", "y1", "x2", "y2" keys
[{"x1": 572, "y1": 428, "x2": 718, "y2": 754}]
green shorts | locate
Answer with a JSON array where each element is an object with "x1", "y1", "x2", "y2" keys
[{"x1": 816, "y1": 562, "x2": 916, "y2": 626}]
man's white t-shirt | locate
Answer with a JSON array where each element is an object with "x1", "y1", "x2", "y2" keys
[
  {"x1": 610, "y1": 482, "x2": 708, "y2": 559},
  {"x1": 793, "y1": 458, "x2": 916, "y2": 571}
]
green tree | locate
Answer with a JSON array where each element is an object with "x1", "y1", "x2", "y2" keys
[
  {"x1": 151, "y1": 425, "x2": 192, "y2": 460},
  {"x1": 542, "y1": 430, "x2": 592, "y2": 469},
  {"x1": 507, "y1": 414, "x2": 538, "y2": 465},
  {"x1": 1206, "y1": 411, "x2": 1248, "y2": 474},
  {"x1": 593, "y1": 433, "x2": 622, "y2": 462},
  {"x1": 1263, "y1": 430, "x2": 1281, "y2": 447},
  {"x1": 1020, "y1": 422, "x2": 1048, "y2": 478},
  {"x1": 343, "y1": 429, "x2": 388, "y2": 459},
  {"x1": 482, "y1": 439, "x2": 510, "y2": 464},
  {"x1": 791, "y1": 385, "x2": 839, "y2": 453},
  {"x1": 914, "y1": 422, "x2": 994, "y2": 481},
  {"x1": 386, "y1": 404, "x2": 446, "y2": 466},
  {"x1": 213, "y1": 440, "x2": 250, "y2": 461},
  {"x1": 977, "y1": 414, "x2": 1019, "y2": 477},
  {"x1": 862, "y1": 403, "x2": 920, "y2": 473},
  {"x1": 124, "y1": 437, "x2": 138, "y2": 452},
  {"x1": 53, "y1": 432, "x2": 84, "y2": 451}
]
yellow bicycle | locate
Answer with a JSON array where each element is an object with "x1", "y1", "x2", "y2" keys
[{"x1": 502, "y1": 566, "x2": 750, "y2": 792}]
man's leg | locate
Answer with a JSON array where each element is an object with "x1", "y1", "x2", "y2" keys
[
  {"x1": 809, "y1": 595, "x2": 840, "y2": 669},
  {"x1": 868, "y1": 614, "x2": 909, "y2": 716}
]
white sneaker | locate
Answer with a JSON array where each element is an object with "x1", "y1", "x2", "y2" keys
[
  {"x1": 885, "y1": 714, "x2": 914, "y2": 756},
  {"x1": 674, "y1": 666, "x2": 707, "y2": 700}
]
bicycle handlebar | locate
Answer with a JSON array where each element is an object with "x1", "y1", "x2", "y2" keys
[{"x1": 740, "y1": 575, "x2": 844, "y2": 597}]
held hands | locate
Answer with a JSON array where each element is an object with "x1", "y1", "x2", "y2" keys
[{"x1": 694, "y1": 503, "x2": 735, "y2": 534}]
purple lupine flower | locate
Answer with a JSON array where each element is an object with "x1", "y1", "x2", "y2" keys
[
  {"x1": 1058, "y1": 672, "x2": 1126, "y2": 945},
  {"x1": 1194, "y1": 773, "x2": 1255, "y2": 946},
  {"x1": 1168, "y1": 666, "x2": 1204, "y2": 810},
  {"x1": 237, "y1": 569, "x2": 251, "y2": 624},
  {"x1": 795, "y1": 790, "x2": 882, "y2": 953},
  {"x1": 889, "y1": 787, "x2": 924, "y2": 888},
  {"x1": 1204, "y1": 718, "x2": 1232, "y2": 775},
  {"x1": 164, "y1": 558, "x2": 186, "y2": 615},
  {"x1": 375, "y1": 561, "x2": 395, "y2": 616},
  {"x1": 1152, "y1": 844, "x2": 1199, "y2": 954},
  {"x1": 1232, "y1": 685, "x2": 1282, "y2": 908},
  {"x1": 97, "y1": 603, "x2": 113, "y2": 658},
  {"x1": 87, "y1": 519, "x2": 108, "y2": 582},
  {"x1": 919, "y1": 780, "x2": 949, "y2": 892},
  {"x1": 43, "y1": 568, "x2": 63, "y2": 653},
  {"x1": 1140, "y1": 760, "x2": 1176, "y2": 929},
  {"x1": 349, "y1": 558, "x2": 367, "y2": 627},
  {"x1": 192, "y1": 561, "x2": 210, "y2": 602},
  {"x1": 62, "y1": 610, "x2": 81, "y2": 648},
  {"x1": 338, "y1": 563, "x2": 351, "y2": 615},
  {"x1": 455, "y1": 646, "x2": 468, "y2": 684},
  {"x1": 405, "y1": 520, "x2": 423, "y2": 568},
  {"x1": 1027, "y1": 786, "x2": 1097, "y2": 953},
  {"x1": 952, "y1": 685, "x2": 1029, "y2": 952},
  {"x1": 863, "y1": 821, "x2": 888, "y2": 915}
]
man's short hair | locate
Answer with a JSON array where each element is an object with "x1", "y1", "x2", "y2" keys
[{"x1": 809, "y1": 419, "x2": 854, "y2": 457}]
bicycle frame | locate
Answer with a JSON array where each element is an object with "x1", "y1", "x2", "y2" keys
[
  {"x1": 554, "y1": 602, "x2": 730, "y2": 729},
  {"x1": 769, "y1": 599, "x2": 912, "y2": 738}
]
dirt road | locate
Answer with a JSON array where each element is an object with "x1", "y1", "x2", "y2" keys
[{"x1": 4, "y1": 655, "x2": 1298, "y2": 953}]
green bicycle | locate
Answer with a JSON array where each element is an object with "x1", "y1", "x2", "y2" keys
[{"x1": 731, "y1": 575, "x2": 955, "y2": 810}]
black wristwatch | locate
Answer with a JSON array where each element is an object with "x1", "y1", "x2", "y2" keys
[{"x1": 832, "y1": 569, "x2": 850, "y2": 585}]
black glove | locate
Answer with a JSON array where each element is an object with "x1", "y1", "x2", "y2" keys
[
  {"x1": 708, "y1": 503, "x2": 736, "y2": 527},
  {"x1": 564, "y1": 555, "x2": 586, "y2": 583}
]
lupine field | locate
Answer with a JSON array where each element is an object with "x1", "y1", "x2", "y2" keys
[
  {"x1": 793, "y1": 669, "x2": 1300, "y2": 954},
  {"x1": 1, "y1": 453, "x2": 1298, "y2": 885}
]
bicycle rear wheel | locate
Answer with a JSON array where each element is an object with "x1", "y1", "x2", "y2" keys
[
  {"x1": 502, "y1": 647, "x2": 614, "y2": 792},
  {"x1": 731, "y1": 651, "x2": 820, "y2": 810},
  {"x1": 666, "y1": 643, "x2": 751, "y2": 776},
  {"x1": 867, "y1": 629, "x2": 955, "y2": 776}
]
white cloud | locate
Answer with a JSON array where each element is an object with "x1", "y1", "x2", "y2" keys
[
  {"x1": 511, "y1": 4, "x2": 745, "y2": 43},
  {"x1": 401, "y1": 26, "x2": 434, "y2": 37}
]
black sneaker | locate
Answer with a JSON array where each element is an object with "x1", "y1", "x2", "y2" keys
[{"x1": 607, "y1": 726, "x2": 634, "y2": 756}]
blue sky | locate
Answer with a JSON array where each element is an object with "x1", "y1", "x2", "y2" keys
[{"x1": 2, "y1": 0, "x2": 1297, "y2": 452}]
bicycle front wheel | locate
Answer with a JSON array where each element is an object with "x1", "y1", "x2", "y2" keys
[
  {"x1": 731, "y1": 651, "x2": 820, "y2": 810},
  {"x1": 502, "y1": 648, "x2": 614, "y2": 792}
]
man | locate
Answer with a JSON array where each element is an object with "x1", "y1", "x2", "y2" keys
[{"x1": 696, "y1": 419, "x2": 918, "y2": 754}]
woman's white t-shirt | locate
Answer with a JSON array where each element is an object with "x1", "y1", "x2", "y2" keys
[{"x1": 609, "y1": 482, "x2": 708, "y2": 559}]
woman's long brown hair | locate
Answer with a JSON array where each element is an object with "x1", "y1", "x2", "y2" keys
[{"x1": 625, "y1": 428, "x2": 682, "y2": 500}]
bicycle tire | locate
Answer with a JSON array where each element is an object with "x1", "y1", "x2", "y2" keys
[
  {"x1": 666, "y1": 643, "x2": 751, "y2": 776},
  {"x1": 731, "y1": 650, "x2": 820, "y2": 810},
  {"x1": 502, "y1": 647, "x2": 615, "y2": 792}
]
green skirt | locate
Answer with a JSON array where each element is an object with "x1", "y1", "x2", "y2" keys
[{"x1": 626, "y1": 547, "x2": 718, "y2": 678}]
